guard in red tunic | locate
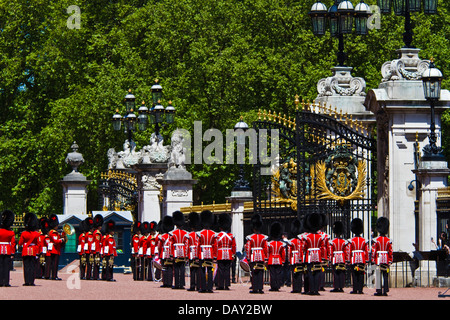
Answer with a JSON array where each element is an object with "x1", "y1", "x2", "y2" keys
[
  {"x1": 0, "y1": 210, "x2": 15, "y2": 287},
  {"x1": 36, "y1": 218, "x2": 48, "y2": 279},
  {"x1": 372, "y1": 217, "x2": 393, "y2": 296},
  {"x1": 171, "y1": 211, "x2": 188, "y2": 289},
  {"x1": 92, "y1": 214, "x2": 104, "y2": 280},
  {"x1": 131, "y1": 221, "x2": 142, "y2": 281},
  {"x1": 144, "y1": 221, "x2": 158, "y2": 281},
  {"x1": 267, "y1": 221, "x2": 286, "y2": 292},
  {"x1": 348, "y1": 218, "x2": 369, "y2": 294},
  {"x1": 77, "y1": 219, "x2": 88, "y2": 280},
  {"x1": 303, "y1": 212, "x2": 326, "y2": 295},
  {"x1": 158, "y1": 215, "x2": 174, "y2": 288},
  {"x1": 46, "y1": 214, "x2": 66, "y2": 280},
  {"x1": 102, "y1": 220, "x2": 117, "y2": 281},
  {"x1": 288, "y1": 219, "x2": 304, "y2": 293},
  {"x1": 139, "y1": 221, "x2": 150, "y2": 281},
  {"x1": 213, "y1": 213, "x2": 236, "y2": 290},
  {"x1": 185, "y1": 211, "x2": 200, "y2": 291},
  {"x1": 318, "y1": 214, "x2": 330, "y2": 291},
  {"x1": 197, "y1": 210, "x2": 216, "y2": 293},
  {"x1": 245, "y1": 214, "x2": 268, "y2": 294},
  {"x1": 19, "y1": 213, "x2": 40, "y2": 286},
  {"x1": 329, "y1": 220, "x2": 347, "y2": 293}
]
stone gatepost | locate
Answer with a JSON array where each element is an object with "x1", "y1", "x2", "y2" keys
[
  {"x1": 227, "y1": 190, "x2": 253, "y2": 254},
  {"x1": 162, "y1": 167, "x2": 197, "y2": 217}
]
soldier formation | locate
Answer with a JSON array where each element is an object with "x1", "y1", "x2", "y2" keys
[{"x1": 0, "y1": 208, "x2": 392, "y2": 296}]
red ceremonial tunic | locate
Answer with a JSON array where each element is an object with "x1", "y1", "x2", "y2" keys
[
  {"x1": 348, "y1": 236, "x2": 369, "y2": 265},
  {"x1": 303, "y1": 232, "x2": 325, "y2": 264},
  {"x1": 48, "y1": 229, "x2": 64, "y2": 255},
  {"x1": 245, "y1": 233, "x2": 268, "y2": 262},
  {"x1": 145, "y1": 235, "x2": 157, "y2": 257},
  {"x1": 158, "y1": 233, "x2": 172, "y2": 260},
  {"x1": 77, "y1": 232, "x2": 86, "y2": 255},
  {"x1": 102, "y1": 234, "x2": 117, "y2": 257},
  {"x1": 329, "y1": 238, "x2": 347, "y2": 265},
  {"x1": 0, "y1": 228, "x2": 15, "y2": 256},
  {"x1": 131, "y1": 234, "x2": 141, "y2": 256},
  {"x1": 267, "y1": 240, "x2": 286, "y2": 265},
  {"x1": 85, "y1": 231, "x2": 95, "y2": 255},
  {"x1": 185, "y1": 231, "x2": 199, "y2": 260},
  {"x1": 197, "y1": 229, "x2": 216, "y2": 260},
  {"x1": 19, "y1": 230, "x2": 40, "y2": 257},
  {"x1": 371, "y1": 236, "x2": 393, "y2": 265},
  {"x1": 93, "y1": 229, "x2": 102, "y2": 254},
  {"x1": 171, "y1": 228, "x2": 188, "y2": 259},
  {"x1": 214, "y1": 231, "x2": 236, "y2": 261},
  {"x1": 289, "y1": 237, "x2": 304, "y2": 265}
]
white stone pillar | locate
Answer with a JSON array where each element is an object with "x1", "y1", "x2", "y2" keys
[{"x1": 227, "y1": 190, "x2": 252, "y2": 253}]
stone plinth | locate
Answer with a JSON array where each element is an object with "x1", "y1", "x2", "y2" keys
[
  {"x1": 227, "y1": 190, "x2": 253, "y2": 254},
  {"x1": 60, "y1": 172, "x2": 91, "y2": 216},
  {"x1": 162, "y1": 167, "x2": 197, "y2": 217}
]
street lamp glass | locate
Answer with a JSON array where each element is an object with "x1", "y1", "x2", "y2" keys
[
  {"x1": 377, "y1": 0, "x2": 392, "y2": 13},
  {"x1": 138, "y1": 103, "x2": 149, "y2": 131},
  {"x1": 165, "y1": 103, "x2": 175, "y2": 124},
  {"x1": 112, "y1": 111, "x2": 122, "y2": 131},
  {"x1": 328, "y1": 3, "x2": 340, "y2": 37},
  {"x1": 125, "y1": 113, "x2": 137, "y2": 132},
  {"x1": 151, "y1": 80, "x2": 163, "y2": 106},
  {"x1": 408, "y1": 0, "x2": 421, "y2": 12},
  {"x1": 423, "y1": 0, "x2": 438, "y2": 14},
  {"x1": 124, "y1": 90, "x2": 136, "y2": 113},
  {"x1": 338, "y1": 1, "x2": 355, "y2": 34},
  {"x1": 153, "y1": 104, "x2": 165, "y2": 124},
  {"x1": 309, "y1": 1, "x2": 328, "y2": 36},
  {"x1": 393, "y1": 0, "x2": 406, "y2": 15},
  {"x1": 422, "y1": 62, "x2": 443, "y2": 101},
  {"x1": 355, "y1": 1, "x2": 371, "y2": 35}
]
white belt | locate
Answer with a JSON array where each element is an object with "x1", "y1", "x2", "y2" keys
[
  {"x1": 334, "y1": 251, "x2": 343, "y2": 254},
  {"x1": 0, "y1": 242, "x2": 9, "y2": 245},
  {"x1": 353, "y1": 250, "x2": 364, "y2": 253},
  {"x1": 378, "y1": 251, "x2": 388, "y2": 254},
  {"x1": 308, "y1": 248, "x2": 320, "y2": 251},
  {"x1": 251, "y1": 247, "x2": 263, "y2": 251},
  {"x1": 174, "y1": 243, "x2": 184, "y2": 246},
  {"x1": 201, "y1": 245, "x2": 212, "y2": 248}
]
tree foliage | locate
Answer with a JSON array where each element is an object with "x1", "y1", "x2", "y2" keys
[{"x1": 1, "y1": 0, "x2": 450, "y2": 216}]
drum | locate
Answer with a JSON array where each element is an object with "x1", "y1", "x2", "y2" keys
[
  {"x1": 152, "y1": 254, "x2": 163, "y2": 271},
  {"x1": 239, "y1": 257, "x2": 250, "y2": 272}
]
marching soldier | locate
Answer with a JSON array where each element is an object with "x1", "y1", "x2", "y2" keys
[
  {"x1": 19, "y1": 213, "x2": 40, "y2": 286},
  {"x1": 46, "y1": 214, "x2": 66, "y2": 280},
  {"x1": 197, "y1": 210, "x2": 216, "y2": 293},
  {"x1": 92, "y1": 214, "x2": 104, "y2": 280},
  {"x1": 329, "y1": 220, "x2": 347, "y2": 293},
  {"x1": 288, "y1": 219, "x2": 304, "y2": 293},
  {"x1": 144, "y1": 221, "x2": 158, "y2": 281},
  {"x1": 139, "y1": 221, "x2": 150, "y2": 281},
  {"x1": 171, "y1": 211, "x2": 188, "y2": 289},
  {"x1": 372, "y1": 217, "x2": 393, "y2": 296},
  {"x1": 245, "y1": 214, "x2": 268, "y2": 294},
  {"x1": 303, "y1": 212, "x2": 326, "y2": 295},
  {"x1": 213, "y1": 213, "x2": 236, "y2": 291},
  {"x1": 77, "y1": 219, "x2": 87, "y2": 280},
  {"x1": 158, "y1": 215, "x2": 174, "y2": 288},
  {"x1": 318, "y1": 213, "x2": 330, "y2": 291},
  {"x1": 36, "y1": 217, "x2": 49, "y2": 279},
  {"x1": 102, "y1": 220, "x2": 117, "y2": 281},
  {"x1": 267, "y1": 221, "x2": 286, "y2": 292},
  {"x1": 348, "y1": 218, "x2": 369, "y2": 294},
  {"x1": 84, "y1": 217, "x2": 95, "y2": 280},
  {"x1": 185, "y1": 212, "x2": 200, "y2": 291},
  {"x1": 0, "y1": 210, "x2": 15, "y2": 287},
  {"x1": 131, "y1": 221, "x2": 142, "y2": 281}
]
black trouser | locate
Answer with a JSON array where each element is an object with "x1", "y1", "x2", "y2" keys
[
  {"x1": 291, "y1": 265, "x2": 303, "y2": 293},
  {"x1": 79, "y1": 254, "x2": 86, "y2": 279},
  {"x1": 189, "y1": 262, "x2": 199, "y2": 290},
  {"x1": 85, "y1": 254, "x2": 93, "y2": 280},
  {"x1": 162, "y1": 260, "x2": 174, "y2": 287},
  {"x1": 45, "y1": 254, "x2": 60, "y2": 279},
  {"x1": 250, "y1": 262, "x2": 264, "y2": 292},
  {"x1": 144, "y1": 257, "x2": 153, "y2": 281},
  {"x1": 198, "y1": 259, "x2": 214, "y2": 292},
  {"x1": 92, "y1": 254, "x2": 101, "y2": 280},
  {"x1": 104, "y1": 256, "x2": 114, "y2": 281},
  {"x1": 0, "y1": 255, "x2": 11, "y2": 286},
  {"x1": 23, "y1": 256, "x2": 37, "y2": 285},
  {"x1": 307, "y1": 264, "x2": 322, "y2": 294},
  {"x1": 351, "y1": 265, "x2": 365, "y2": 293},
  {"x1": 377, "y1": 265, "x2": 389, "y2": 294},
  {"x1": 332, "y1": 265, "x2": 346, "y2": 290},
  {"x1": 173, "y1": 260, "x2": 186, "y2": 288},
  {"x1": 269, "y1": 265, "x2": 282, "y2": 290},
  {"x1": 216, "y1": 260, "x2": 232, "y2": 289},
  {"x1": 36, "y1": 255, "x2": 45, "y2": 279},
  {"x1": 130, "y1": 255, "x2": 137, "y2": 280}
]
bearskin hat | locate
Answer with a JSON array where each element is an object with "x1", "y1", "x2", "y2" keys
[
  {"x1": 188, "y1": 211, "x2": 200, "y2": 231},
  {"x1": 79, "y1": 219, "x2": 87, "y2": 233},
  {"x1": 85, "y1": 217, "x2": 95, "y2": 231},
  {"x1": 321, "y1": 213, "x2": 329, "y2": 229},
  {"x1": 305, "y1": 212, "x2": 323, "y2": 233},
  {"x1": 172, "y1": 211, "x2": 185, "y2": 228},
  {"x1": 162, "y1": 215, "x2": 174, "y2": 233},
  {"x1": 105, "y1": 220, "x2": 115, "y2": 233},
  {"x1": 290, "y1": 219, "x2": 302, "y2": 238},
  {"x1": 200, "y1": 210, "x2": 214, "y2": 229},
  {"x1": 24, "y1": 212, "x2": 39, "y2": 232},
  {"x1": 141, "y1": 221, "x2": 150, "y2": 234},
  {"x1": 133, "y1": 221, "x2": 142, "y2": 234},
  {"x1": 1, "y1": 210, "x2": 15, "y2": 229},
  {"x1": 350, "y1": 218, "x2": 364, "y2": 236},
  {"x1": 93, "y1": 214, "x2": 104, "y2": 228},
  {"x1": 270, "y1": 221, "x2": 283, "y2": 241},
  {"x1": 332, "y1": 220, "x2": 344, "y2": 236},
  {"x1": 218, "y1": 213, "x2": 232, "y2": 232},
  {"x1": 251, "y1": 214, "x2": 263, "y2": 233},
  {"x1": 149, "y1": 221, "x2": 157, "y2": 232},
  {"x1": 376, "y1": 217, "x2": 389, "y2": 236},
  {"x1": 48, "y1": 214, "x2": 59, "y2": 229},
  {"x1": 40, "y1": 218, "x2": 50, "y2": 235}
]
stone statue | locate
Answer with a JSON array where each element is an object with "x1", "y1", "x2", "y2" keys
[{"x1": 168, "y1": 129, "x2": 187, "y2": 170}]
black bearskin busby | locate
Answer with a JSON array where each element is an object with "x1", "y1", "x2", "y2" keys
[
  {"x1": 39, "y1": 217, "x2": 49, "y2": 234},
  {"x1": 161, "y1": 215, "x2": 174, "y2": 233},
  {"x1": 85, "y1": 217, "x2": 95, "y2": 231},
  {"x1": 350, "y1": 218, "x2": 364, "y2": 236},
  {"x1": 173, "y1": 211, "x2": 185, "y2": 228},
  {"x1": 141, "y1": 221, "x2": 150, "y2": 234},
  {"x1": 149, "y1": 221, "x2": 157, "y2": 232},
  {"x1": 251, "y1": 214, "x2": 263, "y2": 233},
  {"x1": 105, "y1": 219, "x2": 115, "y2": 234},
  {"x1": 93, "y1": 214, "x2": 104, "y2": 229},
  {"x1": 376, "y1": 217, "x2": 389, "y2": 236},
  {"x1": 24, "y1": 212, "x2": 39, "y2": 232},
  {"x1": 332, "y1": 220, "x2": 344, "y2": 237},
  {"x1": 305, "y1": 212, "x2": 323, "y2": 233},
  {"x1": 48, "y1": 213, "x2": 59, "y2": 229},
  {"x1": 188, "y1": 211, "x2": 200, "y2": 231},
  {"x1": 218, "y1": 213, "x2": 232, "y2": 233},
  {"x1": 269, "y1": 221, "x2": 283, "y2": 241},
  {"x1": 133, "y1": 221, "x2": 142, "y2": 234},
  {"x1": 200, "y1": 210, "x2": 214, "y2": 229},
  {"x1": 1, "y1": 210, "x2": 15, "y2": 229},
  {"x1": 290, "y1": 219, "x2": 302, "y2": 238}
]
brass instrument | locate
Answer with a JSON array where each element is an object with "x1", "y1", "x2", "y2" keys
[
  {"x1": 202, "y1": 260, "x2": 214, "y2": 268},
  {"x1": 109, "y1": 256, "x2": 114, "y2": 268},
  {"x1": 63, "y1": 223, "x2": 75, "y2": 236},
  {"x1": 253, "y1": 262, "x2": 266, "y2": 270},
  {"x1": 81, "y1": 254, "x2": 86, "y2": 266},
  {"x1": 311, "y1": 264, "x2": 324, "y2": 272},
  {"x1": 293, "y1": 265, "x2": 305, "y2": 273},
  {"x1": 102, "y1": 258, "x2": 107, "y2": 268},
  {"x1": 163, "y1": 259, "x2": 173, "y2": 266},
  {"x1": 353, "y1": 264, "x2": 365, "y2": 272},
  {"x1": 89, "y1": 254, "x2": 94, "y2": 264},
  {"x1": 335, "y1": 263, "x2": 347, "y2": 271},
  {"x1": 379, "y1": 264, "x2": 390, "y2": 272},
  {"x1": 190, "y1": 260, "x2": 200, "y2": 268},
  {"x1": 39, "y1": 254, "x2": 46, "y2": 266},
  {"x1": 175, "y1": 257, "x2": 186, "y2": 263}
]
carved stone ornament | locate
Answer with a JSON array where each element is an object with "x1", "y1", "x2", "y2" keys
[
  {"x1": 381, "y1": 48, "x2": 430, "y2": 82},
  {"x1": 141, "y1": 173, "x2": 164, "y2": 190},
  {"x1": 317, "y1": 66, "x2": 366, "y2": 97},
  {"x1": 65, "y1": 141, "x2": 84, "y2": 172}
]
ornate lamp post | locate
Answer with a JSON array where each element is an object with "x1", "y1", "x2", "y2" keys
[
  {"x1": 421, "y1": 58, "x2": 445, "y2": 160},
  {"x1": 377, "y1": 0, "x2": 439, "y2": 48},
  {"x1": 233, "y1": 117, "x2": 251, "y2": 191},
  {"x1": 309, "y1": 0, "x2": 372, "y2": 66},
  {"x1": 112, "y1": 79, "x2": 176, "y2": 142}
]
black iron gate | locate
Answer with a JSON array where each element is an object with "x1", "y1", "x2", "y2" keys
[{"x1": 252, "y1": 99, "x2": 376, "y2": 239}]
